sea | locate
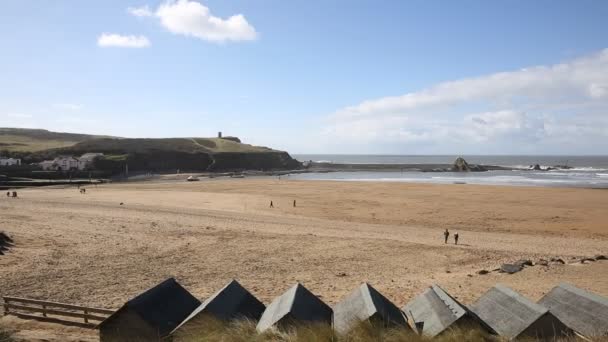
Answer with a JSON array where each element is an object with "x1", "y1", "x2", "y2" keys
[{"x1": 290, "y1": 155, "x2": 608, "y2": 188}]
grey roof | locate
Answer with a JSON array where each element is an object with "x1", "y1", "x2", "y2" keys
[
  {"x1": 99, "y1": 278, "x2": 201, "y2": 338},
  {"x1": 402, "y1": 285, "x2": 468, "y2": 337},
  {"x1": 256, "y1": 283, "x2": 333, "y2": 332},
  {"x1": 172, "y1": 280, "x2": 265, "y2": 334},
  {"x1": 469, "y1": 284, "x2": 568, "y2": 340},
  {"x1": 334, "y1": 283, "x2": 408, "y2": 335},
  {"x1": 539, "y1": 283, "x2": 608, "y2": 337}
]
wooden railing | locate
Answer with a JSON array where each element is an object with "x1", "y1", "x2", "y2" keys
[{"x1": 2, "y1": 296, "x2": 115, "y2": 328}]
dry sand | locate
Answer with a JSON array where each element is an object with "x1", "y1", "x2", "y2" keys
[{"x1": 1, "y1": 178, "x2": 607, "y2": 340}]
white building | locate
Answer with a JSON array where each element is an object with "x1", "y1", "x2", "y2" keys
[
  {"x1": 39, "y1": 153, "x2": 103, "y2": 171},
  {"x1": 0, "y1": 157, "x2": 21, "y2": 166}
]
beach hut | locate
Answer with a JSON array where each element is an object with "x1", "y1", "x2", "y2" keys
[
  {"x1": 469, "y1": 284, "x2": 571, "y2": 340},
  {"x1": 402, "y1": 284, "x2": 489, "y2": 337},
  {"x1": 538, "y1": 283, "x2": 608, "y2": 338},
  {"x1": 333, "y1": 283, "x2": 408, "y2": 335},
  {"x1": 256, "y1": 283, "x2": 332, "y2": 332},
  {"x1": 171, "y1": 280, "x2": 265, "y2": 335},
  {"x1": 98, "y1": 278, "x2": 200, "y2": 342}
]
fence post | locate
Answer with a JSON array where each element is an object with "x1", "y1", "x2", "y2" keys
[{"x1": 3, "y1": 298, "x2": 8, "y2": 315}]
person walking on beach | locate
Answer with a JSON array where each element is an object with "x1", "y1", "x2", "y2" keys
[
  {"x1": 454, "y1": 232, "x2": 459, "y2": 245},
  {"x1": 6, "y1": 192, "x2": 9, "y2": 197},
  {"x1": 293, "y1": 200, "x2": 296, "y2": 208},
  {"x1": 444, "y1": 229, "x2": 449, "y2": 244},
  {"x1": 270, "y1": 201, "x2": 274, "y2": 208}
]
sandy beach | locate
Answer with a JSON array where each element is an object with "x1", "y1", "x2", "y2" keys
[{"x1": 1, "y1": 178, "x2": 607, "y2": 340}]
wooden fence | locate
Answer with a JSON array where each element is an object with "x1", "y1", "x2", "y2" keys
[{"x1": 2, "y1": 296, "x2": 115, "y2": 328}]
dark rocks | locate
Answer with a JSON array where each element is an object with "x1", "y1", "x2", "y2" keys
[
  {"x1": 550, "y1": 257, "x2": 566, "y2": 264},
  {"x1": 477, "y1": 270, "x2": 490, "y2": 275},
  {"x1": 538, "y1": 259, "x2": 549, "y2": 266},
  {"x1": 0, "y1": 231, "x2": 13, "y2": 255},
  {"x1": 514, "y1": 259, "x2": 534, "y2": 267},
  {"x1": 500, "y1": 264, "x2": 523, "y2": 274},
  {"x1": 594, "y1": 255, "x2": 607, "y2": 261},
  {"x1": 453, "y1": 157, "x2": 471, "y2": 172},
  {"x1": 452, "y1": 157, "x2": 487, "y2": 172}
]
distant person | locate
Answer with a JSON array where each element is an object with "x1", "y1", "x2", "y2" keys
[
  {"x1": 6, "y1": 192, "x2": 9, "y2": 197},
  {"x1": 270, "y1": 201, "x2": 274, "y2": 208},
  {"x1": 454, "y1": 232, "x2": 459, "y2": 245},
  {"x1": 293, "y1": 200, "x2": 296, "y2": 207},
  {"x1": 12, "y1": 191, "x2": 17, "y2": 198},
  {"x1": 444, "y1": 229, "x2": 449, "y2": 244}
]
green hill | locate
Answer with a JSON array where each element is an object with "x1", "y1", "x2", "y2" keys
[
  {"x1": 0, "y1": 128, "x2": 110, "y2": 152},
  {"x1": 1, "y1": 128, "x2": 301, "y2": 172}
]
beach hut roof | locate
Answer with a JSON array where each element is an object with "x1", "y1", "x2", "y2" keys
[
  {"x1": 172, "y1": 279, "x2": 265, "y2": 334},
  {"x1": 99, "y1": 278, "x2": 200, "y2": 338},
  {"x1": 402, "y1": 284, "x2": 468, "y2": 337},
  {"x1": 334, "y1": 283, "x2": 408, "y2": 334},
  {"x1": 539, "y1": 283, "x2": 608, "y2": 337},
  {"x1": 256, "y1": 283, "x2": 332, "y2": 332},
  {"x1": 469, "y1": 284, "x2": 569, "y2": 339}
]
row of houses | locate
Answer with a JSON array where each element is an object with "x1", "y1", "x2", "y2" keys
[
  {"x1": 98, "y1": 279, "x2": 608, "y2": 341},
  {"x1": 0, "y1": 157, "x2": 21, "y2": 166},
  {"x1": 39, "y1": 153, "x2": 104, "y2": 171}
]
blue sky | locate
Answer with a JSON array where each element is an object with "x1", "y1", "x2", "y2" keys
[{"x1": 1, "y1": 1, "x2": 607, "y2": 154}]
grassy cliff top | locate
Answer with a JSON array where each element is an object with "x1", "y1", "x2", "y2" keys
[
  {"x1": 0, "y1": 128, "x2": 279, "y2": 154},
  {"x1": 0, "y1": 128, "x2": 111, "y2": 152}
]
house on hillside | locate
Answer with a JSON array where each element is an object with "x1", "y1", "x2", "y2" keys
[
  {"x1": 78, "y1": 153, "x2": 104, "y2": 170},
  {"x1": 38, "y1": 153, "x2": 103, "y2": 171},
  {"x1": 98, "y1": 278, "x2": 200, "y2": 342},
  {"x1": 39, "y1": 156, "x2": 79, "y2": 171},
  {"x1": 0, "y1": 157, "x2": 21, "y2": 166},
  {"x1": 469, "y1": 284, "x2": 572, "y2": 340}
]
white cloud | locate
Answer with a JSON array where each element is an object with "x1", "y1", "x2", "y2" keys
[
  {"x1": 6, "y1": 113, "x2": 33, "y2": 119},
  {"x1": 588, "y1": 83, "x2": 608, "y2": 99},
  {"x1": 97, "y1": 33, "x2": 150, "y2": 48},
  {"x1": 130, "y1": 0, "x2": 257, "y2": 43},
  {"x1": 327, "y1": 49, "x2": 608, "y2": 152},
  {"x1": 127, "y1": 5, "x2": 153, "y2": 17}
]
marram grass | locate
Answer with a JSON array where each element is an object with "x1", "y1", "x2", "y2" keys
[{"x1": 172, "y1": 317, "x2": 588, "y2": 342}]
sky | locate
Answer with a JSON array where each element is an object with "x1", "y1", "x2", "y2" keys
[{"x1": 1, "y1": 0, "x2": 607, "y2": 154}]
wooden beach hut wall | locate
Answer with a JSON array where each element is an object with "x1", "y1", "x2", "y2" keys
[
  {"x1": 469, "y1": 284, "x2": 572, "y2": 340},
  {"x1": 538, "y1": 283, "x2": 608, "y2": 338},
  {"x1": 98, "y1": 278, "x2": 201, "y2": 342},
  {"x1": 333, "y1": 283, "x2": 409, "y2": 335},
  {"x1": 402, "y1": 284, "x2": 489, "y2": 338}
]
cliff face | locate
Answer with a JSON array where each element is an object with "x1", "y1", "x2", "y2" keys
[
  {"x1": 25, "y1": 137, "x2": 301, "y2": 173},
  {"x1": 210, "y1": 152, "x2": 301, "y2": 171},
  {"x1": 93, "y1": 151, "x2": 300, "y2": 173}
]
